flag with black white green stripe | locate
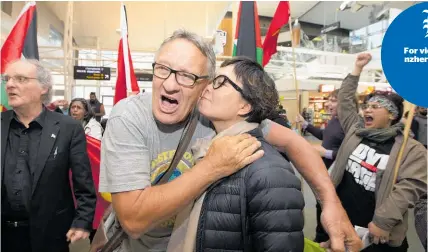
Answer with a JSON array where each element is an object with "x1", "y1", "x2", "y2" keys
[
  {"x1": 232, "y1": 1, "x2": 263, "y2": 66},
  {"x1": 1, "y1": 1, "x2": 39, "y2": 111}
]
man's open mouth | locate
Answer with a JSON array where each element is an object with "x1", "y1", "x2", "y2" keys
[{"x1": 160, "y1": 95, "x2": 179, "y2": 113}]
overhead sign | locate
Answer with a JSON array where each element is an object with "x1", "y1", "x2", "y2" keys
[
  {"x1": 319, "y1": 84, "x2": 335, "y2": 93},
  {"x1": 135, "y1": 72, "x2": 153, "y2": 82},
  {"x1": 321, "y1": 21, "x2": 341, "y2": 34},
  {"x1": 74, "y1": 66, "x2": 111, "y2": 80}
]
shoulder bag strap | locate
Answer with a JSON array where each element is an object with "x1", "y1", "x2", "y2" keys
[
  {"x1": 157, "y1": 107, "x2": 199, "y2": 185},
  {"x1": 101, "y1": 108, "x2": 199, "y2": 252}
]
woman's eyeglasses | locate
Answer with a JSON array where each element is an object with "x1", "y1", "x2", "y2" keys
[
  {"x1": 361, "y1": 104, "x2": 383, "y2": 110},
  {"x1": 212, "y1": 75, "x2": 246, "y2": 98}
]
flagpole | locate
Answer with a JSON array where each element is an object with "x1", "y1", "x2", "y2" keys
[
  {"x1": 391, "y1": 103, "x2": 416, "y2": 189},
  {"x1": 288, "y1": 18, "x2": 300, "y2": 129},
  {"x1": 287, "y1": 15, "x2": 305, "y2": 207}
]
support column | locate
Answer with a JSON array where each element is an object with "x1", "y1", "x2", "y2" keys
[
  {"x1": 96, "y1": 37, "x2": 101, "y2": 98},
  {"x1": 63, "y1": 1, "x2": 74, "y2": 102}
]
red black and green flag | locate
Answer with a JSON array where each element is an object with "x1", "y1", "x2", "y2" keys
[
  {"x1": 233, "y1": 1, "x2": 263, "y2": 66},
  {"x1": 1, "y1": 1, "x2": 39, "y2": 111}
]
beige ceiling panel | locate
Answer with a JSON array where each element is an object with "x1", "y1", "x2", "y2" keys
[{"x1": 45, "y1": 1, "x2": 231, "y2": 51}]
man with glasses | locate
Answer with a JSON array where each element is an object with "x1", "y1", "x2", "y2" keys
[
  {"x1": 100, "y1": 29, "x2": 362, "y2": 252},
  {"x1": 1, "y1": 59, "x2": 96, "y2": 252}
]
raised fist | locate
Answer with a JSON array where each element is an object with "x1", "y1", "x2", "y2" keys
[{"x1": 355, "y1": 53, "x2": 372, "y2": 69}]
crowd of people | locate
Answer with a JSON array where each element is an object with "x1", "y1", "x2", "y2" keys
[{"x1": 1, "y1": 29, "x2": 426, "y2": 252}]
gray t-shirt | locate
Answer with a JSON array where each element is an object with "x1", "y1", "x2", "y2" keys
[
  {"x1": 99, "y1": 93, "x2": 272, "y2": 251},
  {"x1": 99, "y1": 93, "x2": 213, "y2": 251}
]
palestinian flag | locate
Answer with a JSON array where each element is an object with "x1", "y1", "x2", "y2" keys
[
  {"x1": 233, "y1": 1, "x2": 263, "y2": 66},
  {"x1": 0, "y1": 1, "x2": 39, "y2": 111}
]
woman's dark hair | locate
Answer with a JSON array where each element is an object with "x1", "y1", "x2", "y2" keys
[
  {"x1": 364, "y1": 91, "x2": 404, "y2": 125},
  {"x1": 68, "y1": 98, "x2": 95, "y2": 124},
  {"x1": 220, "y1": 56, "x2": 279, "y2": 123}
]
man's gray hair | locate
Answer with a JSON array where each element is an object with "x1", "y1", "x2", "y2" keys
[
  {"x1": 156, "y1": 29, "x2": 216, "y2": 80},
  {"x1": 23, "y1": 59, "x2": 53, "y2": 105}
]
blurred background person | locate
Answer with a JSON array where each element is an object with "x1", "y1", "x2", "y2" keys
[
  {"x1": 88, "y1": 92, "x2": 105, "y2": 122},
  {"x1": 413, "y1": 106, "x2": 427, "y2": 148},
  {"x1": 69, "y1": 98, "x2": 103, "y2": 140}
]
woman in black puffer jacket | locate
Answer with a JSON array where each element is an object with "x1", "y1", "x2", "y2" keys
[{"x1": 185, "y1": 57, "x2": 305, "y2": 252}]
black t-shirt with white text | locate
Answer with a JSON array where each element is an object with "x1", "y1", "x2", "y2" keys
[{"x1": 336, "y1": 138, "x2": 394, "y2": 227}]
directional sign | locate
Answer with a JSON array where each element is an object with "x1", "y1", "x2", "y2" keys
[
  {"x1": 135, "y1": 72, "x2": 153, "y2": 82},
  {"x1": 73, "y1": 66, "x2": 111, "y2": 80},
  {"x1": 321, "y1": 21, "x2": 340, "y2": 34}
]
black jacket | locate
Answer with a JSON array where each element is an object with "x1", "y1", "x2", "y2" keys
[
  {"x1": 1, "y1": 109, "x2": 96, "y2": 252},
  {"x1": 305, "y1": 117, "x2": 344, "y2": 168},
  {"x1": 196, "y1": 128, "x2": 305, "y2": 252}
]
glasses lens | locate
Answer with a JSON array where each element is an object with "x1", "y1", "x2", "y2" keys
[
  {"x1": 16, "y1": 76, "x2": 28, "y2": 83},
  {"x1": 176, "y1": 72, "x2": 196, "y2": 86},
  {"x1": 213, "y1": 76, "x2": 225, "y2": 89},
  {"x1": 153, "y1": 64, "x2": 171, "y2": 79},
  {"x1": 2, "y1": 75, "x2": 9, "y2": 82}
]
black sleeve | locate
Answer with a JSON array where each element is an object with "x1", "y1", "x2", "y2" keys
[
  {"x1": 305, "y1": 124, "x2": 324, "y2": 140},
  {"x1": 69, "y1": 123, "x2": 96, "y2": 231},
  {"x1": 411, "y1": 120, "x2": 419, "y2": 139},
  {"x1": 246, "y1": 161, "x2": 304, "y2": 251},
  {"x1": 272, "y1": 116, "x2": 291, "y2": 129}
]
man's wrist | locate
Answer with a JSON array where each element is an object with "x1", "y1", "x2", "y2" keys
[
  {"x1": 318, "y1": 186, "x2": 341, "y2": 208},
  {"x1": 192, "y1": 158, "x2": 219, "y2": 184}
]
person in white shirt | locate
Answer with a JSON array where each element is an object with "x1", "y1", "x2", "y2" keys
[{"x1": 69, "y1": 98, "x2": 103, "y2": 140}]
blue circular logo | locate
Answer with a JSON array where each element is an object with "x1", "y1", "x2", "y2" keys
[{"x1": 381, "y1": 2, "x2": 428, "y2": 107}]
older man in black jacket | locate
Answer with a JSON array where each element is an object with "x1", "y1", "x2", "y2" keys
[{"x1": 1, "y1": 59, "x2": 96, "y2": 252}]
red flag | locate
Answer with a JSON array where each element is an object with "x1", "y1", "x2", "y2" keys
[
  {"x1": 85, "y1": 135, "x2": 110, "y2": 229},
  {"x1": 0, "y1": 1, "x2": 39, "y2": 73},
  {"x1": 1, "y1": 1, "x2": 39, "y2": 111},
  {"x1": 69, "y1": 135, "x2": 109, "y2": 229},
  {"x1": 114, "y1": 3, "x2": 139, "y2": 105},
  {"x1": 262, "y1": 1, "x2": 290, "y2": 67}
]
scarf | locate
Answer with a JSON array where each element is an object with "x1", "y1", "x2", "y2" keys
[
  {"x1": 355, "y1": 118, "x2": 404, "y2": 143},
  {"x1": 166, "y1": 121, "x2": 259, "y2": 252}
]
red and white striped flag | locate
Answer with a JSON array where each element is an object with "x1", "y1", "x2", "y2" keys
[{"x1": 114, "y1": 2, "x2": 139, "y2": 105}]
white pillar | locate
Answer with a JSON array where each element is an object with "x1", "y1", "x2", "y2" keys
[{"x1": 63, "y1": 1, "x2": 74, "y2": 102}]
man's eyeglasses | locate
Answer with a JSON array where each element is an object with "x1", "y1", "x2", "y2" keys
[
  {"x1": 361, "y1": 104, "x2": 383, "y2": 110},
  {"x1": 152, "y1": 63, "x2": 209, "y2": 87},
  {"x1": 2, "y1": 75, "x2": 38, "y2": 84},
  {"x1": 212, "y1": 75, "x2": 246, "y2": 98}
]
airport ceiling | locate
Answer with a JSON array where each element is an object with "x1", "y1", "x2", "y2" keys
[{"x1": 45, "y1": 1, "x2": 418, "y2": 51}]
